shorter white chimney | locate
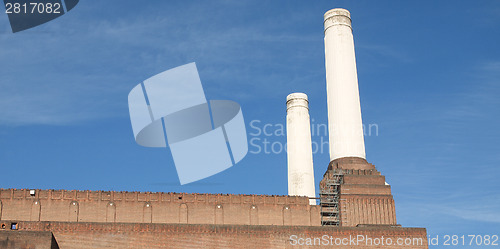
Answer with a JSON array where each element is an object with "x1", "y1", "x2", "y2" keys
[{"x1": 286, "y1": 93, "x2": 316, "y2": 205}]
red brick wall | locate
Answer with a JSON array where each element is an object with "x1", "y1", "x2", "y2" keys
[
  {"x1": 320, "y1": 158, "x2": 398, "y2": 227},
  {"x1": 0, "y1": 189, "x2": 321, "y2": 227},
  {"x1": 15, "y1": 221, "x2": 428, "y2": 249},
  {"x1": 340, "y1": 196, "x2": 396, "y2": 226},
  {"x1": 0, "y1": 230, "x2": 58, "y2": 249}
]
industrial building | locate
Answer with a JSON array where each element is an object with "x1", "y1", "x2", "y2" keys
[{"x1": 0, "y1": 8, "x2": 427, "y2": 249}]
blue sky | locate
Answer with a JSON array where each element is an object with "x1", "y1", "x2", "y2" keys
[{"x1": 1, "y1": 0, "x2": 499, "y2": 247}]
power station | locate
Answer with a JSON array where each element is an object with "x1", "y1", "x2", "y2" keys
[{"x1": 0, "y1": 8, "x2": 428, "y2": 249}]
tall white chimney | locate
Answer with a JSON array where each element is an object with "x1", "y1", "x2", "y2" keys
[
  {"x1": 324, "y1": 8, "x2": 366, "y2": 161},
  {"x1": 286, "y1": 93, "x2": 316, "y2": 205}
]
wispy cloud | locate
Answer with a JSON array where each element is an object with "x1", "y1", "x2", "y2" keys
[
  {"x1": 0, "y1": 1, "x2": 322, "y2": 126},
  {"x1": 442, "y1": 61, "x2": 500, "y2": 120},
  {"x1": 421, "y1": 193, "x2": 500, "y2": 223},
  {"x1": 357, "y1": 43, "x2": 413, "y2": 64}
]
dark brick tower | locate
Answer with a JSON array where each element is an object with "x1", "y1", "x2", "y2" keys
[{"x1": 319, "y1": 157, "x2": 397, "y2": 226}]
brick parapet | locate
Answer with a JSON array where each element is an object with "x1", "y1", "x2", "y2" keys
[
  {"x1": 0, "y1": 189, "x2": 309, "y2": 205},
  {"x1": 0, "y1": 189, "x2": 320, "y2": 227}
]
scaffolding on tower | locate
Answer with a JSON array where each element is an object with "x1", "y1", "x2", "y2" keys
[{"x1": 320, "y1": 169, "x2": 344, "y2": 226}]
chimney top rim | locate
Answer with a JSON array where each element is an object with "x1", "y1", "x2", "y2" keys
[
  {"x1": 324, "y1": 8, "x2": 351, "y2": 20},
  {"x1": 286, "y1": 92, "x2": 308, "y2": 102}
]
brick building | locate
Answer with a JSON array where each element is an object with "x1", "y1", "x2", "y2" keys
[
  {"x1": 0, "y1": 186, "x2": 426, "y2": 248},
  {"x1": 0, "y1": 157, "x2": 426, "y2": 248},
  {"x1": 0, "y1": 8, "x2": 428, "y2": 249}
]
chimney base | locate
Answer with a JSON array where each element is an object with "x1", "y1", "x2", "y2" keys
[{"x1": 320, "y1": 159, "x2": 397, "y2": 227}]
